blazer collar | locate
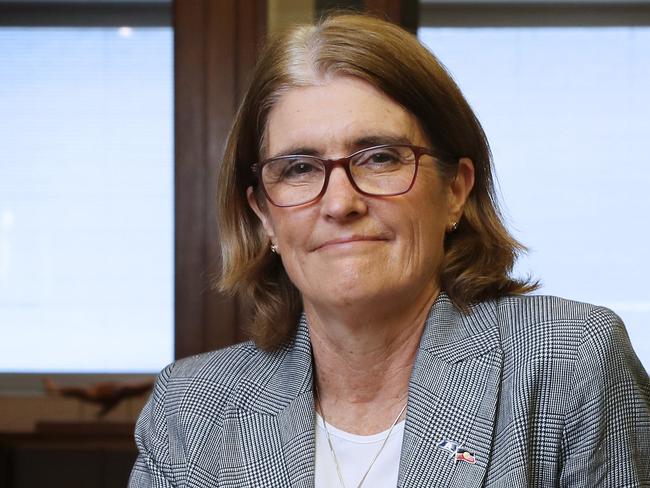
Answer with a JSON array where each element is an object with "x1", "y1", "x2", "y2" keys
[
  {"x1": 231, "y1": 294, "x2": 502, "y2": 487},
  {"x1": 231, "y1": 314, "x2": 314, "y2": 415},
  {"x1": 231, "y1": 293, "x2": 500, "y2": 408},
  {"x1": 398, "y1": 293, "x2": 503, "y2": 487},
  {"x1": 420, "y1": 292, "x2": 501, "y2": 362},
  {"x1": 230, "y1": 315, "x2": 317, "y2": 487},
  {"x1": 270, "y1": 316, "x2": 316, "y2": 486}
]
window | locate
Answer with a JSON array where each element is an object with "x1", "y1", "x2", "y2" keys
[
  {"x1": 0, "y1": 24, "x2": 173, "y2": 374},
  {"x1": 419, "y1": 20, "x2": 650, "y2": 370}
]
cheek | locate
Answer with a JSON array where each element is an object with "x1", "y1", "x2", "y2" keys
[
  {"x1": 402, "y1": 191, "x2": 449, "y2": 266},
  {"x1": 267, "y1": 208, "x2": 316, "y2": 257},
  {"x1": 408, "y1": 215, "x2": 445, "y2": 269}
]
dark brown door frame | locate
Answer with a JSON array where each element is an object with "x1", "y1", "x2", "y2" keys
[{"x1": 174, "y1": 0, "x2": 266, "y2": 359}]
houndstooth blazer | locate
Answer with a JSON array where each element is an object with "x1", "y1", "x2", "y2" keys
[{"x1": 129, "y1": 294, "x2": 650, "y2": 487}]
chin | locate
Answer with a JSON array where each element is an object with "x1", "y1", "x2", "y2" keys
[{"x1": 321, "y1": 278, "x2": 398, "y2": 307}]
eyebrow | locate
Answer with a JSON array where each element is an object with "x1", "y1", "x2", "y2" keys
[{"x1": 269, "y1": 134, "x2": 414, "y2": 159}]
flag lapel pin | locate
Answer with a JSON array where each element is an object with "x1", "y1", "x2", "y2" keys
[
  {"x1": 437, "y1": 439, "x2": 477, "y2": 465},
  {"x1": 454, "y1": 448, "x2": 477, "y2": 465}
]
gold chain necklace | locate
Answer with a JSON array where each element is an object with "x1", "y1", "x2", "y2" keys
[{"x1": 316, "y1": 394, "x2": 408, "y2": 488}]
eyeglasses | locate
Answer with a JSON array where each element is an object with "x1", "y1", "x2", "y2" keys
[{"x1": 251, "y1": 144, "x2": 434, "y2": 207}]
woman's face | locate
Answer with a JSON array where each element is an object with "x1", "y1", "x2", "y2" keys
[{"x1": 248, "y1": 76, "x2": 473, "y2": 314}]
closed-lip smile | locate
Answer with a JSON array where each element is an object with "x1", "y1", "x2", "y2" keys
[{"x1": 313, "y1": 235, "x2": 388, "y2": 251}]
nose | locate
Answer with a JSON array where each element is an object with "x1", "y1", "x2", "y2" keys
[{"x1": 319, "y1": 166, "x2": 368, "y2": 221}]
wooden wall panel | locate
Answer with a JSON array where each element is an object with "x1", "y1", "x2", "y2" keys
[
  {"x1": 174, "y1": 0, "x2": 208, "y2": 359},
  {"x1": 174, "y1": 0, "x2": 267, "y2": 359}
]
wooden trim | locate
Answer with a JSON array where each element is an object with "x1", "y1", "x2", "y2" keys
[
  {"x1": 202, "y1": 0, "x2": 239, "y2": 352},
  {"x1": 420, "y1": 2, "x2": 650, "y2": 26},
  {"x1": 0, "y1": 2, "x2": 170, "y2": 26},
  {"x1": 364, "y1": 0, "x2": 419, "y2": 31},
  {"x1": 316, "y1": 0, "x2": 364, "y2": 15},
  {"x1": 364, "y1": 0, "x2": 402, "y2": 21},
  {"x1": 314, "y1": 0, "x2": 419, "y2": 30},
  {"x1": 174, "y1": 0, "x2": 206, "y2": 359},
  {"x1": 174, "y1": 0, "x2": 266, "y2": 359}
]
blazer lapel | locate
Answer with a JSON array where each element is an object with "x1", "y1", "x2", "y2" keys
[
  {"x1": 275, "y1": 319, "x2": 316, "y2": 488},
  {"x1": 229, "y1": 316, "x2": 316, "y2": 487},
  {"x1": 398, "y1": 294, "x2": 503, "y2": 488}
]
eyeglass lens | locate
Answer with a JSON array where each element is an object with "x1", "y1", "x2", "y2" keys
[{"x1": 260, "y1": 145, "x2": 418, "y2": 207}]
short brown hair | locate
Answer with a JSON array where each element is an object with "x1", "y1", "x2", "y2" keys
[{"x1": 217, "y1": 13, "x2": 536, "y2": 349}]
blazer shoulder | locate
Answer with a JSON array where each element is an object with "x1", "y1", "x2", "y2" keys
[
  {"x1": 170, "y1": 340, "x2": 261, "y2": 384},
  {"x1": 497, "y1": 293, "x2": 621, "y2": 332},
  {"x1": 494, "y1": 294, "x2": 630, "y2": 364},
  {"x1": 155, "y1": 340, "x2": 292, "y2": 410}
]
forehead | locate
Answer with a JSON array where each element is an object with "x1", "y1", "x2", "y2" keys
[{"x1": 265, "y1": 76, "x2": 427, "y2": 157}]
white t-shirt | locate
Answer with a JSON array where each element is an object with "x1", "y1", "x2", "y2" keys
[{"x1": 315, "y1": 413, "x2": 405, "y2": 488}]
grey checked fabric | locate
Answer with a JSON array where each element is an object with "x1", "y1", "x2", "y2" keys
[{"x1": 129, "y1": 294, "x2": 650, "y2": 487}]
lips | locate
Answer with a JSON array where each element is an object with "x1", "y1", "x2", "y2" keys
[{"x1": 312, "y1": 235, "x2": 389, "y2": 251}]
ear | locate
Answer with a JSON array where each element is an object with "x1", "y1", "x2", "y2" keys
[
  {"x1": 246, "y1": 187, "x2": 276, "y2": 243},
  {"x1": 447, "y1": 157, "x2": 475, "y2": 225}
]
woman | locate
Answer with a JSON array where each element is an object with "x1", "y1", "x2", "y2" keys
[{"x1": 129, "y1": 13, "x2": 650, "y2": 487}]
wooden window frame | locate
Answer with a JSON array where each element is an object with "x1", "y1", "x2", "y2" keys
[
  {"x1": 419, "y1": 0, "x2": 650, "y2": 27},
  {"x1": 174, "y1": 0, "x2": 267, "y2": 359}
]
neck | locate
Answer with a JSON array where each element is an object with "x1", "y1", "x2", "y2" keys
[{"x1": 307, "y1": 286, "x2": 439, "y2": 435}]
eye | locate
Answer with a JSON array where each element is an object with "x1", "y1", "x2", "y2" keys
[
  {"x1": 261, "y1": 157, "x2": 323, "y2": 184},
  {"x1": 355, "y1": 147, "x2": 404, "y2": 169},
  {"x1": 283, "y1": 160, "x2": 318, "y2": 177},
  {"x1": 369, "y1": 151, "x2": 399, "y2": 164}
]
